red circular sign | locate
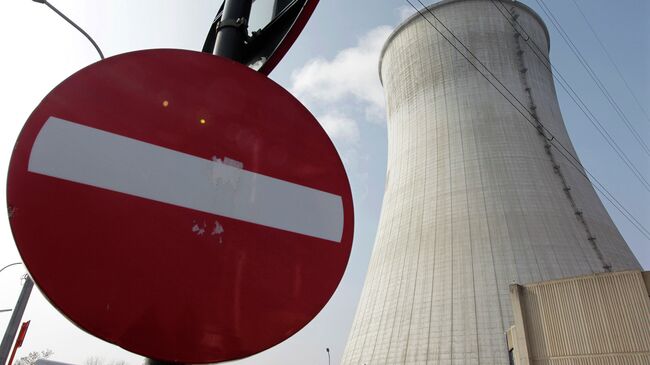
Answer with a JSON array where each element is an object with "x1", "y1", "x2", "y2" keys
[{"x1": 7, "y1": 49, "x2": 353, "y2": 363}]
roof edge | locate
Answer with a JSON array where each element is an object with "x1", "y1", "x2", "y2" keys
[{"x1": 378, "y1": 0, "x2": 551, "y2": 84}]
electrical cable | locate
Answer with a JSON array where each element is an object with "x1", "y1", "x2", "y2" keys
[
  {"x1": 412, "y1": 0, "x2": 650, "y2": 239},
  {"x1": 535, "y1": 0, "x2": 650, "y2": 157},
  {"x1": 488, "y1": 0, "x2": 650, "y2": 193},
  {"x1": 412, "y1": 0, "x2": 650, "y2": 240},
  {"x1": 570, "y1": 0, "x2": 650, "y2": 125},
  {"x1": 413, "y1": 0, "x2": 650, "y2": 240},
  {"x1": 404, "y1": 0, "x2": 650, "y2": 240},
  {"x1": 410, "y1": 0, "x2": 577, "y2": 164}
]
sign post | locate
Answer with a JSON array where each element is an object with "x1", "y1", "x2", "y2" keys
[
  {"x1": 6, "y1": 321, "x2": 30, "y2": 365},
  {"x1": 203, "y1": 0, "x2": 320, "y2": 74},
  {"x1": 213, "y1": 0, "x2": 252, "y2": 61},
  {"x1": 0, "y1": 278, "x2": 33, "y2": 365}
]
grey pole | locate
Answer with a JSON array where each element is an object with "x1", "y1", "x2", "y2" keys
[
  {"x1": 213, "y1": 0, "x2": 253, "y2": 61},
  {"x1": 0, "y1": 276, "x2": 34, "y2": 365}
]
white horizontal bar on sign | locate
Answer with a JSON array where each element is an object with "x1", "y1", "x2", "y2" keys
[{"x1": 28, "y1": 117, "x2": 344, "y2": 243}]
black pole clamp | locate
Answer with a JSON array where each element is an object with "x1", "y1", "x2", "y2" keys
[{"x1": 216, "y1": 17, "x2": 248, "y2": 31}]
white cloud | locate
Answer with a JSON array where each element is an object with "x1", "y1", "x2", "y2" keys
[
  {"x1": 397, "y1": 5, "x2": 417, "y2": 21},
  {"x1": 290, "y1": 25, "x2": 392, "y2": 124},
  {"x1": 319, "y1": 112, "x2": 360, "y2": 145},
  {"x1": 289, "y1": 25, "x2": 396, "y2": 204}
]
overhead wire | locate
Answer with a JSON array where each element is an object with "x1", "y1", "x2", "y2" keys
[
  {"x1": 535, "y1": 0, "x2": 650, "y2": 158},
  {"x1": 409, "y1": 0, "x2": 582, "y2": 169},
  {"x1": 487, "y1": 0, "x2": 650, "y2": 193},
  {"x1": 570, "y1": 0, "x2": 650, "y2": 124},
  {"x1": 409, "y1": 0, "x2": 648, "y2": 236},
  {"x1": 403, "y1": 0, "x2": 650, "y2": 240},
  {"x1": 413, "y1": 0, "x2": 650, "y2": 240}
]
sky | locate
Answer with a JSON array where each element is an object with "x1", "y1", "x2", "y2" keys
[{"x1": 0, "y1": 0, "x2": 648, "y2": 364}]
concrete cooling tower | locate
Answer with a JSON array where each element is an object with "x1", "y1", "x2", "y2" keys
[{"x1": 342, "y1": 0, "x2": 641, "y2": 363}]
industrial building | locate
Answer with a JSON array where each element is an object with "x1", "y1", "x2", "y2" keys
[
  {"x1": 341, "y1": 0, "x2": 641, "y2": 363},
  {"x1": 507, "y1": 270, "x2": 650, "y2": 365}
]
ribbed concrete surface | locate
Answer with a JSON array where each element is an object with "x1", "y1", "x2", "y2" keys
[{"x1": 341, "y1": 0, "x2": 641, "y2": 364}]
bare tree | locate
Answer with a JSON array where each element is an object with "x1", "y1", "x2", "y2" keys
[
  {"x1": 84, "y1": 357, "x2": 129, "y2": 365},
  {"x1": 14, "y1": 349, "x2": 54, "y2": 365},
  {"x1": 84, "y1": 357, "x2": 103, "y2": 365}
]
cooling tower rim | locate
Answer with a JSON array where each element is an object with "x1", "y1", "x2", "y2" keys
[{"x1": 379, "y1": 0, "x2": 551, "y2": 85}]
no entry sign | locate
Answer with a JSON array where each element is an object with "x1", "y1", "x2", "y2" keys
[{"x1": 7, "y1": 49, "x2": 353, "y2": 363}]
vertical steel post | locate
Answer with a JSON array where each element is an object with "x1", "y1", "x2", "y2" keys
[
  {"x1": 0, "y1": 277, "x2": 33, "y2": 365},
  {"x1": 213, "y1": 0, "x2": 253, "y2": 61}
]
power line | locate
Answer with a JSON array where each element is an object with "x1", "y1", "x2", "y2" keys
[
  {"x1": 570, "y1": 0, "x2": 650, "y2": 125},
  {"x1": 410, "y1": 0, "x2": 582, "y2": 169},
  {"x1": 414, "y1": 0, "x2": 650, "y2": 240},
  {"x1": 487, "y1": 0, "x2": 650, "y2": 193},
  {"x1": 415, "y1": 0, "x2": 650, "y2": 198},
  {"x1": 535, "y1": 0, "x2": 650, "y2": 158},
  {"x1": 411, "y1": 0, "x2": 650, "y2": 240},
  {"x1": 403, "y1": 0, "x2": 650, "y2": 240}
]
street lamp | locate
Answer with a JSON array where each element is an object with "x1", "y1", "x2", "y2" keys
[
  {"x1": 31, "y1": 0, "x2": 104, "y2": 59},
  {"x1": 326, "y1": 348, "x2": 330, "y2": 365},
  {"x1": 0, "y1": 263, "x2": 22, "y2": 275}
]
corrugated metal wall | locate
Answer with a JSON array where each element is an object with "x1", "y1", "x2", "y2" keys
[{"x1": 510, "y1": 270, "x2": 650, "y2": 365}]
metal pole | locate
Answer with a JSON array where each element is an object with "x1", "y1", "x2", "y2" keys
[
  {"x1": 213, "y1": 0, "x2": 253, "y2": 61},
  {"x1": 326, "y1": 348, "x2": 330, "y2": 365},
  {"x1": 0, "y1": 276, "x2": 33, "y2": 365}
]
